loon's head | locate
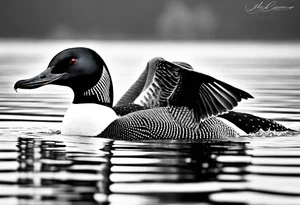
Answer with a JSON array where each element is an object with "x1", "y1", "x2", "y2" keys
[{"x1": 14, "y1": 47, "x2": 114, "y2": 107}]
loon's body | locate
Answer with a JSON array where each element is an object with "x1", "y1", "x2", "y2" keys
[
  {"x1": 100, "y1": 106, "x2": 239, "y2": 140},
  {"x1": 14, "y1": 47, "x2": 291, "y2": 140}
]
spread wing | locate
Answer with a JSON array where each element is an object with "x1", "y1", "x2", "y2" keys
[
  {"x1": 115, "y1": 67, "x2": 149, "y2": 107},
  {"x1": 116, "y1": 57, "x2": 253, "y2": 122},
  {"x1": 115, "y1": 58, "x2": 194, "y2": 108}
]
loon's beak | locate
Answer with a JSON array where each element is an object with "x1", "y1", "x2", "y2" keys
[{"x1": 14, "y1": 66, "x2": 65, "y2": 91}]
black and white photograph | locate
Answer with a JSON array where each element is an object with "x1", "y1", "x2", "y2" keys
[{"x1": 0, "y1": 0, "x2": 299, "y2": 204}]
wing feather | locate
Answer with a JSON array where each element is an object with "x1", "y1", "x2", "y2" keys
[
  {"x1": 201, "y1": 84, "x2": 222, "y2": 113},
  {"x1": 116, "y1": 57, "x2": 253, "y2": 122},
  {"x1": 163, "y1": 61, "x2": 253, "y2": 122}
]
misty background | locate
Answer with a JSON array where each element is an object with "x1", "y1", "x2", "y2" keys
[{"x1": 0, "y1": 0, "x2": 299, "y2": 40}]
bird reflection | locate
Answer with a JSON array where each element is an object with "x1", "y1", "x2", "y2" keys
[
  {"x1": 16, "y1": 136, "x2": 112, "y2": 204},
  {"x1": 108, "y1": 139, "x2": 250, "y2": 204},
  {"x1": 15, "y1": 135, "x2": 251, "y2": 205}
]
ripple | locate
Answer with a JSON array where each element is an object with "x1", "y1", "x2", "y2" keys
[
  {"x1": 0, "y1": 41, "x2": 300, "y2": 205},
  {"x1": 210, "y1": 191, "x2": 300, "y2": 205}
]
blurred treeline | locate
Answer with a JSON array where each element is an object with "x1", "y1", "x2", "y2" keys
[{"x1": 0, "y1": 0, "x2": 299, "y2": 40}]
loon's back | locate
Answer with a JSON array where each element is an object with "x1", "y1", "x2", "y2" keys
[{"x1": 99, "y1": 106, "x2": 239, "y2": 140}]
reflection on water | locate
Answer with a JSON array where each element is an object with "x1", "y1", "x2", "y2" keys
[
  {"x1": 1, "y1": 130, "x2": 300, "y2": 205},
  {"x1": 0, "y1": 40, "x2": 300, "y2": 204},
  {"x1": 0, "y1": 131, "x2": 111, "y2": 205}
]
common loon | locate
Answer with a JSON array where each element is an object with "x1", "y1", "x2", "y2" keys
[{"x1": 14, "y1": 47, "x2": 291, "y2": 140}]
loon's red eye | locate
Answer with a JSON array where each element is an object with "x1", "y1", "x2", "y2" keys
[{"x1": 70, "y1": 58, "x2": 77, "y2": 65}]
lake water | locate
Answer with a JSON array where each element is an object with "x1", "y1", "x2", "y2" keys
[{"x1": 0, "y1": 40, "x2": 300, "y2": 205}]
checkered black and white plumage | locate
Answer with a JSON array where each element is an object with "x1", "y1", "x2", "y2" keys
[{"x1": 99, "y1": 106, "x2": 239, "y2": 140}]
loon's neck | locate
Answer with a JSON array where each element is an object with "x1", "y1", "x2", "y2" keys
[
  {"x1": 61, "y1": 66, "x2": 116, "y2": 136},
  {"x1": 61, "y1": 103, "x2": 118, "y2": 136},
  {"x1": 72, "y1": 66, "x2": 114, "y2": 107},
  {"x1": 73, "y1": 94, "x2": 112, "y2": 106}
]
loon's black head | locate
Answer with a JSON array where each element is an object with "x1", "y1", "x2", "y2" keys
[{"x1": 14, "y1": 47, "x2": 114, "y2": 107}]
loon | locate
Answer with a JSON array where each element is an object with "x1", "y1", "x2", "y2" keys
[{"x1": 14, "y1": 47, "x2": 291, "y2": 140}]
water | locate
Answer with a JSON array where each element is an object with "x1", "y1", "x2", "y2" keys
[{"x1": 0, "y1": 40, "x2": 300, "y2": 205}]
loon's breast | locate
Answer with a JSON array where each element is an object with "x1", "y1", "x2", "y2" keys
[{"x1": 62, "y1": 103, "x2": 118, "y2": 136}]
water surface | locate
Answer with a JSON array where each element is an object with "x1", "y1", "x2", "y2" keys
[{"x1": 0, "y1": 40, "x2": 299, "y2": 205}]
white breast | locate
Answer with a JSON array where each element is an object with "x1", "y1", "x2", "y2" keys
[{"x1": 61, "y1": 103, "x2": 118, "y2": 136}]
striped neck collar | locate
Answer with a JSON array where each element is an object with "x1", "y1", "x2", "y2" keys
[{"x1": 73, "y1": 66, "x2": 113, "y2": 107}]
